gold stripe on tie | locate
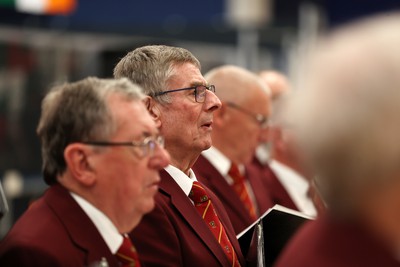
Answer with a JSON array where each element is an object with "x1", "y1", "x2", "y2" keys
[{"x1": 189, "y1": 181, "x2": 241, "y2": 267}]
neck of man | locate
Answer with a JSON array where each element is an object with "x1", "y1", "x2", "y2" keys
[{"x1": 167, "y1": 148, "x2": 200, "y2": 176}]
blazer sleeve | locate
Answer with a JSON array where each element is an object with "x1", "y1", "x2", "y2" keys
[{"x1": 0, "y1": 245, "x2": 61, "y2": 267}]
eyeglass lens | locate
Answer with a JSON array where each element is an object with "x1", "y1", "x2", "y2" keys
[
  {"x1": 195, "y1": 85, "x2": 215, "y2": 103},
  {"x1": 141, "y1": 136, "x2": 164, "y2": 157}
]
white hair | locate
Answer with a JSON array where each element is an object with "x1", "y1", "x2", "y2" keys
[{"x1": 288, "y1": 12, "x2": 400, "y2": 212}]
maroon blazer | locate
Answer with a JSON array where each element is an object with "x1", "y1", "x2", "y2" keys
[
  {"x1": 274, "y1": 215, "x2": 400, "y2": 267},
  {"x1": 193, "y1": 155, "x2": 274, "y2": 234},
  {"x1": 251, "y1": 157, "x2": 299, "y2": 211},
  {"x1": 0, "y1": 184, "x2": 119, "y2": 267},
  {"x1": 130, "y1": 169, "x2": 246, "y2": 267}
]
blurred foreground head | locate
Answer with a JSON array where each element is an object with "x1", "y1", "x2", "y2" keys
[
  {"x1": 38, "y1": 77, "x2": 145, "y2": 185},
  {"x1": 37, "y1": 77, "x2": 170, "y2": 232},
  {"x1": 289, "y1": 12, "x2": 400, "y2": 224}
]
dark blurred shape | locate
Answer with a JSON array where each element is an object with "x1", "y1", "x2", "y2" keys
[
  {"x1": 238, "y1": 205, "x2": 311, "y2": 267},
  {"x1": 0, "y1": 43, "x2": 43, "y2": 176},
  {"x1": 0, "y1": 181, "x2": 8, "y2": 220},
  {"x1": 326, "y1": 0, "x2": 400, "y2": 27}
]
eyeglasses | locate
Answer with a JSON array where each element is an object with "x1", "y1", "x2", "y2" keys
[
  {"x1": 82, "y1": 135, "x2": 164, "y2": 158},
  {"x1": 226, "y1": 102, "x2": 269, "y2": 129},
  {"x1": 152, "y1": 84, "x2": 215, "y2": 103}
]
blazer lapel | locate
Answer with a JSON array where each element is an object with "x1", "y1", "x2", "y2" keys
[
  {"x1": 195, "y1": 155, "x2": 252, "y2": 224},
  {"x1": 45, "y1": 185, "x2": 119, "y2": 267},
  {"x1": 245, "y1": 164, "x2": 274, "y2": 214},
  {"x1": 263, "y1": 164, "x2": 299, "y2": 211},
  {"x1": 159, "y1": 170, "x2": 231, "y2": 267}
]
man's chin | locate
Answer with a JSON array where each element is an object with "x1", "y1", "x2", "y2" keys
[
  {"x1": 191, "y1": 136, "x2": 212, "y2": 151},
  {"x1": 201, "y1": 140, "x2": 212, "y2": 151},
  {"x1": 139, "y1": 199, "x2": 156, "y2": 215}
]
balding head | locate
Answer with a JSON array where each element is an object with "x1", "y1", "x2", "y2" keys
[
  {"x1": 204, "y1": 65, "x2": 271, "y2": 164},
  {"x1": 206, "y1": 65, "x2": 270, "y2": 105}
]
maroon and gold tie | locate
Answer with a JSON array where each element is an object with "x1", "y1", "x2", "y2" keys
[
  {"x1": 189, "y1": 181, "x2": 241, "y2": 267},
  {"x1": 116, "y1": 235, "x2": 141, "y2": 267},
  {"x1": 228, "y1": 163, "x2": 257, "y2": 221}
]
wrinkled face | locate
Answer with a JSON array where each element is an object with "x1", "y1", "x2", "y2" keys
[
  {"x1": 224, "y1": 89, "x2": 270, "y2": 164},
  {"x1": 94, "y1": 95, "x2": 170, "y2": 232},
  {"x1": 157, "y1": 63, "x2": 221, "y2": 159}
]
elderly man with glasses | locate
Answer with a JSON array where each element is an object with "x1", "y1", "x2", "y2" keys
[
  {"x1": 193, "y1": 65, "x2": 273, "y2": 235},
  {"x1": 0, "y1": 77, "x2": 170, "y2": 267},
  {"x1": 114, "y1": 45, "x2": 246, "y2": 267}
]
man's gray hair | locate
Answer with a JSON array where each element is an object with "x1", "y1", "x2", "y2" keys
[
  {"x1": 37, "y1": 77, "x2": 144, "y2": 185},
  {"x1": 113, "y1": 45, "x2": 200, "y2": 103}
]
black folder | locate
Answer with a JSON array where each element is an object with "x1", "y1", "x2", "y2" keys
[{"x1": 237, "y1": 205, "x2": 313, "y2": 267}]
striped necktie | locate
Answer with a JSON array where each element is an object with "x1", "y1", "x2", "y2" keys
[
  {"x1": 116, "y1": 235, "x2": 141, "y2": 267},
  {"x1": 229, "y1": 163, "x2": 257, "y2": 221},
  {"x1": 189, "y1": 181, "x2": 241, "y2": 267}
]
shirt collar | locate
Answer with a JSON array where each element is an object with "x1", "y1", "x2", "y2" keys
[
  {"x1": 70, "y1": 192, "x2": 123, "y2": 254},
  {"x1": 201, "y1": 146, "x2": 231, "y2": 176},
  {"x1": 269, "y1": 160, "x2": 309, "y2": 196},
  {"x1": 202, "y1": 146, "x2": 246, "y2": 185},
  {"x1": 269, "y1": 160, "x2": 317, "y2": 217},
  {"x1": 255, "y1": 144, "x2": 271, "y2": 165},
  {"x1": 164, "y1": 164, "x2": 198, "y2": 197}
]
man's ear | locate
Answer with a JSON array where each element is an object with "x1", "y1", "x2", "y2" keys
[
  {"x1": 64, "y1": 144, "x2": 96, "y2": 186},
  {"x1": 143, "y1": 96, "x2": 162, "y2": 128}
]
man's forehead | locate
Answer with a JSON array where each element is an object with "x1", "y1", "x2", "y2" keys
[
  {"x1": 171, "y1": 62, "x2": 203, "y2": 78},
  {"x1": 133, "y1": 105, "x2": 158, "y2": 132},
  {"x1": 113, "y1": 100, "x2": 156, "y2": 134}
]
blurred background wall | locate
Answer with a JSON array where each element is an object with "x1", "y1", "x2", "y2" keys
[{"x1": 0, "y1": 0, "x2": 398, "y2": 236}]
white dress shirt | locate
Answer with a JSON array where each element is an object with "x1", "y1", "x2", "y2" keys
[
  {"x1": 255, "y1": 144, "x2": 271, "y2": 165},
  {"x1": 269, "y1": 160, "x2": 317, "y2": 217},
  {"x1": 164, "y1": 165, "x2": 198, "y2": 203},
  {"x1": 71, "y1": 192, "x2": 123, "y2": 254}
]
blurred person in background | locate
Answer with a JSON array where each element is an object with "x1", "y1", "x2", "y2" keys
[
  {"x1": 275, "y1": 12, "x2": 400, "y2": 267},
  {"x1": 192, "y1": 65, "x2": 273, "y2": 234},
  {"x1": 114, "y1": 45, "x2": 246, "y2": 267},
  {"x1": 252, "y1": 70, "x2": 324, "y2": 217},
  {"x1": 258, "y1": 71, "x2": 291, "y2": 102},
  {"x1": 0, "y1": 77, "x2": 170, "y2": 267}
]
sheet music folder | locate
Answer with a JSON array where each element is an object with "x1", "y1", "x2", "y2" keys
[{"x1": 236, "y1": 204, "x2": 313, "y2": 267}]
